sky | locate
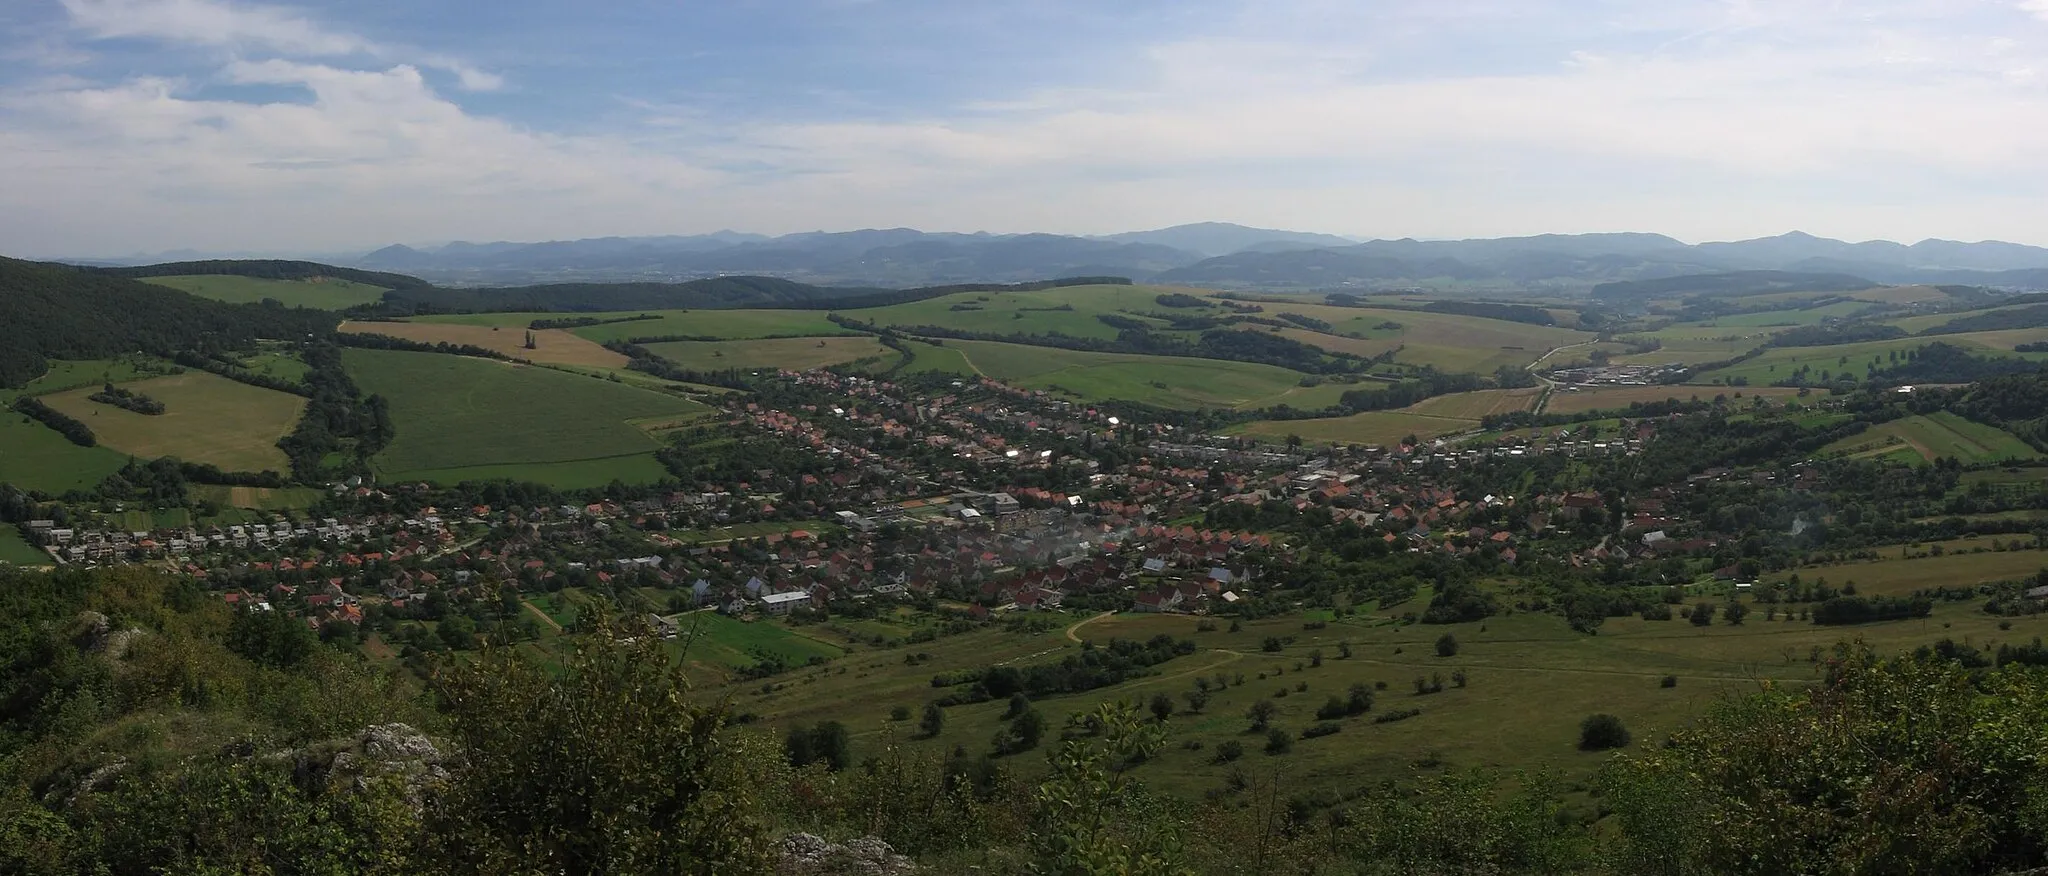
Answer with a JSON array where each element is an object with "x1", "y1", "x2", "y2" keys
[{"x1": 5, "y1": 0, "x2": 2048, "y2": 257}]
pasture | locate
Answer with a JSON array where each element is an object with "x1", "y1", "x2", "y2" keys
[
  {"x1": 1247, "y1": 303, "x2": 1595, "y2": 372},
  {"x1": 854, "y1": 284, "x2": 1195, "y2": 341},
  {"x1": 1821, "y1": 412, "x2": 2038, "y2": 465},
  {"x1": 639, "y1": 336, "x2": 899, "y2": 372},
  {"x1": 1767, "y1": 543, "x2": 2048, "y2": 596},
  {"x1": 1543, "y1": 385, "x2": 1817, "y2": 415},
  {"x1": 0, "y1": 410, "x2": 129, "y2": 493},
  {"x1": 1700, "y1": 301, "x2": 1874, "y2": 327},
  {"x1": 1690, "y1": 333, "x2": 2032, "y2": 386},
  {"x1": 141, "y1": 275, "x2": 389, "y2": 309},
  {"x1": 408, "y1": 309, "x2": 853, "y2": 342},
  {"x1": 340, "y1": 321, "x2": 628, "y2": 368},
  {"x1": 39, "y1": 371, "x2": 307, "y2": 472},
  {"x1": 708, "y1": 580, "x2": 2048, "y2": 799},
  {"x1": 189, "y1": 484, "x2": 326, "y2": 511},
  {"x1": 669, "y1": 611, "x2": 847, "y2": 677},
  {"x1": 899, "y1": 340, "x2": 976, "y2": 375},
  {"x1": 345, "y1": 349, "x2": 710, "y2": 487},
  {"x1": 1403, "y1": 388, "x2": 1540, "y2": 420},
  {"x1": 939, "y1": 339, "x2": 1314, "y2": 409},
  {"x1": 0, "y1": 529, "x2": 50, "y2": 566},
  {"x1": 1231, "y1": 410, "x2": 1476, "y2": 447}
]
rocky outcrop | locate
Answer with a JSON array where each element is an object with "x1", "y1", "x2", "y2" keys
[{"x1": 775, "y1": 833, "x2": 918, "y2": 875}]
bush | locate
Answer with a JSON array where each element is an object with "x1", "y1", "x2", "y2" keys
[
  {"x1": 1435, "y1": 633, "x2": 1460, "y2": 657},
  {"x1": 1301, "y1": 722, "x2": 1343, "y2": 740},
  {"x1": 890, "y1": 705, "x2": 911, "y2": 721},
  {"x1": 1265, "y1": 728, "x2": 1295, "y2": 754},
  {"x1": 1373, "y1": 708, "x2": 1422, "y2": 724},
  {"x1": 1579, "y1": 713, "x2": 1632, "y2": 751},
  {"x1": 1660, "y1": 675, "x2": 1679, "y2": 689},
  {"x1": 1214, "y1": 740, "x2": 1244, "y2": 763}
]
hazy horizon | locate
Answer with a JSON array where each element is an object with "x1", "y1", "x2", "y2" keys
[{"x1": 7, "y1": 0, "x2": 2048, "y2": 256}]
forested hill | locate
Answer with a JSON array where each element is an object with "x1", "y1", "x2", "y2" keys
[
  {"x1": 0, "y1": 257, "x2": 340, "y2": 388},
  {"x1": 1591, "y1": 271, "x2": 1879, "y2": 300},
  {"x1": 376, "y1": 274, "x2": 1132, "y2": 314},
  {"x1": 100, "y1": 259, "x2": 432, "y2": 291}
]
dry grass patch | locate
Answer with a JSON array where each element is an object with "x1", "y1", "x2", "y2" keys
[
  {"x1": 41, "y1": 372, "x2": 305, "y2": 471},
  {"x1": 340, "y1": 321, "x2": 629, "y2": 368}
]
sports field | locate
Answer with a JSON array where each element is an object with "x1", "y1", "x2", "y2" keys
[
  {"x1": 142, "y1": 275, "x2": 389, "y2": 309},
  {"x1": 408, "y1": 309, "x2": 852, "y2": 342},
  {"x1": 1231, "y1": 410, "x2": 1477, "y2": 446},
  {"x1": 40, "y1": 371, "x2": 307, "y2": 471},
  {"x1": 1821, "y1": 412, "x2": 2038, "y2": 465},
  {"x1": 1544, "y1": 385, "x2": 1817, "y2": 415},
  {"x1": 340, "y1": 321, "x2": 628, "y2": 367},
  {"x1": 928, "y1": 339, "x2": 1314, "y2": 409},
  {"x1": 345, "y1": 349, "x2": 710, "y2": 486},
  {"x1": 639, "y1": 336, "x2": 898, "y2": 372}
]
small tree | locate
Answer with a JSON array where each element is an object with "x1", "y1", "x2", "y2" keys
[
  {"x1": 1724, "y1": 600, "x2": 1750, "y2": 626},
  {"x1": 1436, "y1": 633, "x2": 1460, "y2": 657},
  {"x1": 1184, "y1": 689, "x2": 1210, "y2": 713},
  {"x1": 1338, "y1": 640, "x2": 1353, "y2": 659},
  {"x1": 1214, "y1": 739, "x2": 1244, "y2": 763},
  {"x1": 890, "y1": 705, "x2": 911, "y2": 721},
  {"x1": 1691, "y1": 602, "x2": 1717, "y2": 627},
  {"x1": 1149, "y1": 692, "x2": 1175, "y2": 722},
  {"x1": 1347, "y1": 683, "x2": 1374, "y2": 715},
  {"x1": 1265, "y1": 727, "x2": 1294, "y2": 755},
  {"x1": 1247, "y1": 699, "x2": 1279, "y2": 732},
  {"x1": 920, "y1": 702, "x2": 946, "y2": 738},
  {"x1": 1005, "y1": 692, "x2": 1032, "y2": 719},
  {"x1": 1580, "y1": 713, "x2": 1632, "y2": 751},
  {"x1": 1309, "y1": 648, "x2": 1324, "y2": 668}
]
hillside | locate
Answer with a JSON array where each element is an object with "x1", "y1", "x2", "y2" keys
[
  {"x1": 102, "y1": 258, "x2": 432, "y2": 291},
  {"x1": 0, "y1": 257, "x2": 340, "y2": 388},
  {"x1": 1591, "y1": 271, "x2": 1880, "y2": 300}
]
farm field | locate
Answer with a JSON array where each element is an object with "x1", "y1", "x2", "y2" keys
[
  {"x1": 141, "y1": 274, "x2": 389, "y2": 309},
  {"x1": 11, "y1": 358, "x2": 165, "y2": 397},
  {"x1": 668, "y1": 611, "x2": 846, "y2": 677},
  {"x1": 712, "y1": 587, "x2": 2048, "y2": 799},
  {"x1": 1248, "y1": 303, "x2": 1595, "y2": 371},
  {"x1": 188, "y1": 484, "x2": 326, "y2": 510},
  {"x1": 39, "y1": 371, "x2": 307, "y2": 472},
  {"x1": 345, "y1": 349, "x2": 710, "y2": 487},
  {"x1": 0, "y1": 410, "x2": 129, "y2": 494},
  {"x1": 1821, "y1": 412, "x2": 2038, "y2": 464},
  {"x1": 1403, "y1": 388, "x2": 1540, "y2": 420},
  {"x1": 1231, "y1": 410, "x2": 1476, "y2": 446},
  {"x1": 1768, "y1": 545, "x2": 2048, "y2": 596},
  {"x1": 1690, "y1": 332, "x2": 2035, "y2": 386},
  {"x1": 639, "y1": 336, "x2": 899, "y2": 372},
  {"x1": 340, "y1": 321, "x2": 628, "y2": 367},
  {"x1": 0, "y1": 528, "x2": 49, "y2": 566},
  {"x1": 1543, "y1": 385, "x2": 1817, "y2": 415},
  {"x1": 899, "y1": 340, "x2": 976, "y2": 375},
  {"x1": 1699, "y1": 301, "x2": 1874, "y2": 327},
  {"x1": 408, "y1": 309, "x2": 853, "y2": 342},
  {"x1": 854, "y1": 283, "x2": 1193, "y2": 341},
  {"x1": 927, "y1": 339, "x2": 1315, "y2": 409}
]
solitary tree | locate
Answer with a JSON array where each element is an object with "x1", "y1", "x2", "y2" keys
[
  {"x1": 1436, "y1": 633, "x2": 1460, "y2": 657},
  {"x1": 1149, "y1": 693, "x2": 1175, "y2": 722},
  {"x1": 1247, "y1": 699, "x2": 1279, "y2": 732},
  {"x1": 920, "y1": 702, "x2": 946, "y2": 738},
  {"x1": 1580, "y1": 713, "x2": 1632, "y2": 751}
]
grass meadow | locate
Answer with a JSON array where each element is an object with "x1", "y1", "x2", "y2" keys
[
  {"x1": 40, "y1": 371, "x2": 307, "y2": 472},
  {"x1": 929, "y1": 339, "x2": 1314, "y2": 409},
  {"x1": 344, "y1": 349, "x2": 709, "y2": 487},
  {"x1": 142, "y1": 275, "x2": 389, "y2": 309},
  {"x1": 340, "y1": 321, "x2": 629, "y2": 367},
  {"x1": 0, "y1": 528, "x2": 49, "y2": 566},
  {"x1": 640, "y1": 336, "x2": 899, "y2": 372},
  {"x1": 1820, "y1": 412, "x2": 2039, "y2": 465}
]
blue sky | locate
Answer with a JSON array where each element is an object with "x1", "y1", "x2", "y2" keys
[{"x1": 4, "y1": 0, "x2": 2048, "y2": 256}]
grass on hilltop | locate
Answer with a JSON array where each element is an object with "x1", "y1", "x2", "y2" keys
[
  {"x1": 640, "y1": 336, "x2": 900, "y2": 372},
  {"x1": 142, "y1": 275, "x2": 389, "y2": 309},
  {"x1": 408, "y1": 309, "x2": 854, "y2": 342},
  {"x1": 345, "y1": 348, "x2": 710, "y2": 487},
  {"x1": 341, "y1": 321, "x2": 628, "y2": 367}
]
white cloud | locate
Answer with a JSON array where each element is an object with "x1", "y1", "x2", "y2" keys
[
  {"x1": 2022, "y1": 0, "x2": 2048, "y2": 22},
  {"x1": 59, "y1": 0, "x2": 501, "y2": 90}
]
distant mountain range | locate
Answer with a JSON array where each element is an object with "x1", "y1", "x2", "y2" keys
[{"x1": 76, "y1": 224, "x2": 2048, "y2": 291}]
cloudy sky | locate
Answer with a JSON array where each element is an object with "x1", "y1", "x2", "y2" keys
[{"x1": 5, "y1": 0, "x2": 2048, "y2": 257}]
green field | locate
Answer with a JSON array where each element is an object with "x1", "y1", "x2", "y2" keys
[
  {"x1": 921, "y1": 339, "x2": 1314, "y2": 409},
  {"x1": 189, "y1": 484, "x2": 327, "y2": 510},
  {"x1": 1768, "y1": 544, "x2": 2048, "y2": 596},
  {"x1": 670, "y1": 611, "x2": 846, "y2": 676},
  {"x1": 1821, "y1": 412, "x2": 2038, "y2": 464},
  {"x1": 409, "y1": 309, "x2": 852, "y2": 342},
  {"x1": 1691, "y1": 333, "x2": 2033, "y2": 386},
  {"x1": 711, "y1": 586, "x2": 2048, "y2": 800},
  {"x1": 40, "y1": 371, "x2": 307, "y2": 472},
  {"x1": 1231, "y1": 410, "x2": 1477, "y2": 446},
  {"x1": 854, "y1": 284, "x2": 1193, "y2": 341},
  {"x1": 899, "y1": 340, "x2": 976, "y2": 375},
  {"x1": 346, "y1": 349, "x2": 711, "y2": 486},
  {"x1": 0, "y1": 529, "x2": 49, "y2": 566},
  {"x1": 0, "y1": 410, "x2": 129, "y2": 494},
  {"x1": 141, "y1": 275, "x2": 389, "y2": 309},
  {"x1": 640, "y1": 336, "x2": 900, "y2": 372},
  {"x1": 1700, "y1": 301, "x2": 1873, "y2": 327}
]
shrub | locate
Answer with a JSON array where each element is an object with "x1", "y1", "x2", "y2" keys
[
  {"x1": 1435, "y1": 633, "x2": 1460, "y2": 657},
  {"x1": 890, "y1": 705, "x2": 911, "y2": 721},
  {"x1": 1301, "y1": 722, "x2": 1343, "y2": 740},
  {"x1": 1580, "y1": 713, "x2": 1632, "y2": 751},
  {"x1": 1660, "y1": 675, "x2": 1679, "y2": 689},
  {"x1": 1214, "y1": 740, "x2": 1244, "y2": 763},
  {"x1": 1373, "y1": 708, "x2": 1422, "y2": 724},
  {"x1": 1265, "y1": 728, "x2": 1295, "y2": 754}
]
